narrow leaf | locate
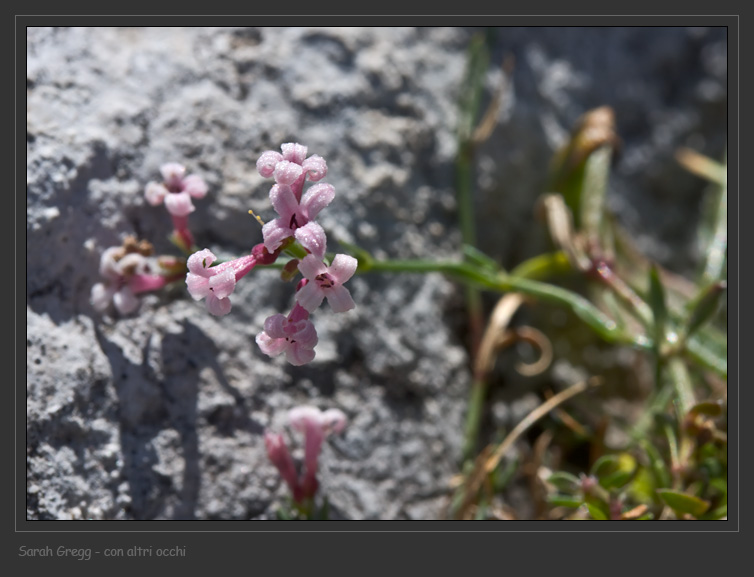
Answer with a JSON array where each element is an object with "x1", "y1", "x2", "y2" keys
[
  {"x1": 641, "y1": 440, "x2": 672, "y2": 490},
  {"x1": 547, "y1": 494, "x2": 583, "y2": 508},
  {"x1": 648, "y1": 265, "x2": 667, "y2": 351},
  {"x1": 590, "y1": 454, "x2": 619, "y2": 478},
  {"x1": 547, "y1": 471, "x2": 581, "y2": 493},
  {"x1": 685, "y1": 281, "x2": 726, "y2": 339},
  {"x1": 656, "y1": 489, "x2": 710, "y2": 517},
  {"x1": 600, "y1": 470, "x2": 634, "y2": 491},
  {"x1": 586, "y1": 501, "x2": 609, "y2": 520}
]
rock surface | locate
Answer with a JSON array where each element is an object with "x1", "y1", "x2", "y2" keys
[{"x1": 26, "y1": 26, "x2": 726, "y2": 520}]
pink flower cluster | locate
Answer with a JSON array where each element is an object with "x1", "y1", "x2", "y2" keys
[
  {"x1": 145, "y1": 163, "x2": 208, "y2": 252},
  {"x1": 184, "y1": 143, "x2": 357, "y2": 366},
  {"x1": 185, "y1": 242, "x2": 279, "y2": 316},
  {"x1": 255, "y1": 144, "x2": 357, "y2": 365},
  {"x1": 185, "y1": 249, "x2": 257, "y2": 316},
  {"x1": 90, "y1": 237, "x2": 171, "y2": 315},
  {"x1": 264, "y1": 405, "x2": 347, "y2": 504}
]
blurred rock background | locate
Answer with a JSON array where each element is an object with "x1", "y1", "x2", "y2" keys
[{"x1": 26, "y1": 26, "x2": 727, "y2": 520}]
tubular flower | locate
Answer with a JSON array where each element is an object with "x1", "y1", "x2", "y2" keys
[
  {"x1": 145, "y1": 162, "x2": 208, "y2": 217},
  {"x1": 256, "y1": 304, "x2": 318, "y2": 366},
  {"x1": 263, "y1": 405, "x2": 347, "y2": 505},
  {"x1": 90, "y1": 239, "x2": 168, "y2": 315},
  {"x1": 264, "y1": 432, "x2": 303, "y2": 503},
  {"x1": 256, "y1": 142, "x2": 328, "y2": 201},
  {"x1": 185, "y1": 248, "x2": 257, "y2": 316},
  {"x1": 295, "y1": 254, "x2": 357, "y2": 313},
  {"x1": 287, "y1": 405, "x2": 348, "y2": 499},
  {"x1": 261, "y1": 182, "x2": 334, "y2": 258},
  {"x1": 145, "y1": 162, "x2": 208, "y2": 251}
]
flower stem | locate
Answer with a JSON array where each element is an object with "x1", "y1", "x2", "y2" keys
[{"x1": 364, "y1": 258, "x2": 646, "y2": 350}]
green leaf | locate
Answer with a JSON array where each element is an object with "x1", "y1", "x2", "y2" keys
[
  {"x1": 547, "y1": 107, "x2": 618, "y2": 229},
  {"x1": 628, "y1": 467, "x2": 658, "y2": 504},
  {"x1": 547, "y1": 494, "x2": 584, "y2": 508},
  {"x1": 684, "y1": 281, "x2": 727, "y2": 340},
  {"x1": 701, "y1": 503, "x2": 727, "y2": 520},
  {"x1": 590, "y1": 454, "x2": 620, "y2": 478},
  {"x1": 641, "y1": 440, "x2": 672, "y2": 490},
  {"x1": 667, "y1": 357, "x2": 696, "y2": 419},
  {"x1": 593, "y1": 453, "x2": 636, "y2": 490},
  {"x1": 600, "y1": 470, "x2": 635, "y2": 491},
  {"x1": 586, "y1": 500, "x2": 609, "y2": 520},
  {"x1": 580, "y1": 145, "x2": 613, "y2": 251},
  {"x1": 510, "y1": 251, "x2": 571, "y2": 281},
  {"x1": 656, "y1": 489, "x2": 711, "y2": 517},
  {"x1": 685, "y1": 331, "x2": 727, "y2": 378},
  {"x1": 648, "y1": 265, "x2": 667, "y2": 352},
  {"x1": 547, "y1": 471, "x2": 581, "y2": 493}
]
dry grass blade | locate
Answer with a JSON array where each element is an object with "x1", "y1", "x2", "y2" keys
[
  {"x1": 675, "y1": 147, "x2": 726, "y2": 186},
  {"x1": 483, "y1": 377, "x2": 602, "y2": 476},
  {"x1": 621, "y1": 504, "x2": 649, "y2": 520},
  {"x1": 453, "y1": 376, "x2": 603, "y2": 518},
  {"x1": 508, "y1": 326, "x2": 553, "y2": 377},
  {"x1": 543, "y1": 387, "x2": 590, "y2": 438},
  {"x1": 471, "y1": 54, "x2": 515, "y2": 146},
  {"x1": 474, "y1": 293, "x2": 526, "y2": 378},
  {"x1": 538, "y1": 193, "x2": 591, "y2": 271}
]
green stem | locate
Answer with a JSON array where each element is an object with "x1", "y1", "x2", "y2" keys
[
  {"x1": 683, "y1": 334, "x2": 727, "y2": 378},
  {"x1": 463, "y1": 379, "x2": 487, "y2": 462},
  {"x1": 364, "y1": 258, "x2": 649, "y2": 351},
  {"x1": 667, "y1": 356, "x2": 696, "y2": 419},
  {"x1": 454, "y1": 33, "x2": 490, "y2": 463},
  {"x1": 630, "y1": 378, "x2": 675, "y2": 441}
]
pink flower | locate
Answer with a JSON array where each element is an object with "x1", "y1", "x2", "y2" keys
[
  {"x1": 287, "y1": 405, "x2": 347, "y2": 499},
  {"x1": 185, "y1": 248, "x2": 257, "y2": 316},
  {"x1": 281, "y1": 143, "x2": 309, "y2": 165},
  {"x1": 144, "y1": 162, "x2": 208, "y2": 217},
  {"x1": 256, "y1": 304, "x2": 318, "y2": 366},
  {"x1": 264, "y1": 432, "x2": 303, "y2": 503},
  {"x1": 264, "y1": 406, "x2": 347, "y2": 504},
  {"x1": 90, "y1": 247, "x2": 167, "y2": 315},
  {"x1": 256, "y1": 143, "x2": 328, "y2": 202},
  {"x1": 256, "y1": 150, "x2": 285, "y2": 178},
  {"x1": 145, "y1": 163, "x2": 208, "y2": 252},
  {"x1": 295, "y1": 254, "x2": 357, "y2": 313},
  {"x1": 261, "y1": 182, "x2": 334, "y2": 258}
]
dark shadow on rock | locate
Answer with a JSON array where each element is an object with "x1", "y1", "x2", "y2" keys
[
  {"x1": 170, "y1": 320, "x2": 265, "y2": 438},
  {"x1": 28, "y1": 140, "x2": 119, "y2": 325},
  {"x1": 93, "y1": 318, "x2": 265, "y2": 520},
  {"x1": 94, "y1": 323, "x2": 170, "y2": 520}
]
